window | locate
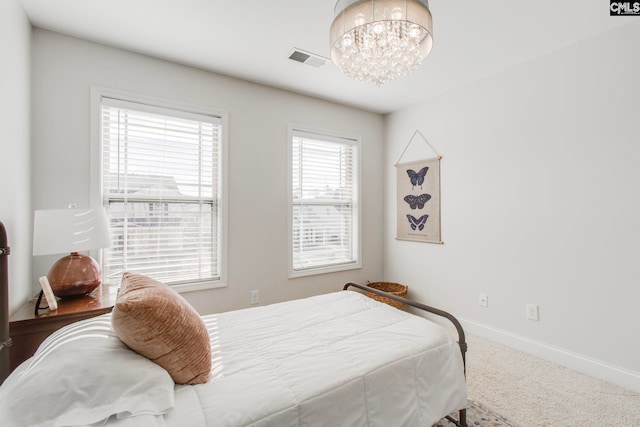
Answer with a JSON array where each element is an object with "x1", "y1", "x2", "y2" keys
[
  {"x1": 288, "y1": 126, "x2": 361, "y2": 277},
  {"x1": 92, "y1": 89, "x2": 227, "y2": 291}
]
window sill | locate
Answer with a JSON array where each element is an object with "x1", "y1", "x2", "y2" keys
[
  {"x1": 289, "y1": 261, "x2": 361, "y2": 279},
  {"x1": 171, "y1": 280, "x2": 227, "y2": 293}
]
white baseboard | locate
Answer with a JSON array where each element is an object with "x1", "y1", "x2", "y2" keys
[{"x1": 459, "y1": 318, "x2": 640, "y2": 394}]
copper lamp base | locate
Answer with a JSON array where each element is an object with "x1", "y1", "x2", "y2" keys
[{"x1": 48, "y1": 252, "x2": 102, "y2": 298}]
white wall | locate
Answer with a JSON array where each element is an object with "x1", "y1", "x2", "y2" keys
[
  {"x1": 0, "y1": 0, "x2": 31, "y2": 313},
  {"x1": 30, "y1": 29, "x2": 384, "y2": 314},
  {"x1": 384, "y1": 22, "x2": 640, "y2": 390}
]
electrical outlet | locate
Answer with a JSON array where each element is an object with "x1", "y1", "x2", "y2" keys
[
  {"x1": 250, "y1": 290, "x2": 259, "y2": 305},
  {"x1": 526, "y1": 304, "x2": 539, "y2": 321},
  {"x1": 478, "y1": 293, "x2": 488, "y2": 307}
]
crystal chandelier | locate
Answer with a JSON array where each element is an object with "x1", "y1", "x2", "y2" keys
[{"x1": 330, "y1": 0, "x2": 434, "y2": 86}]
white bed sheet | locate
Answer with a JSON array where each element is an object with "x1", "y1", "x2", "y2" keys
[{"x1": 154, "y1": 291, "x2": 467, "y2": 427}]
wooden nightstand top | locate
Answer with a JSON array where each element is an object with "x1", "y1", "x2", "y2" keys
[
  {"x1": 9, "y1": 284, "x2": 119, "y2": 325},
  {"x1": 8, "y1": 284, "x2": 120, "y2": 372}
]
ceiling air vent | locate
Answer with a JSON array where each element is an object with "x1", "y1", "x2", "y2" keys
[{"x1": 288, "y1": 48, "x2": 327, "y2": 68}]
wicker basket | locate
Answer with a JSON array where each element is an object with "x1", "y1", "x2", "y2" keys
[{"x1": 365, "y1": 281, "x2": 408, "y2": 310}]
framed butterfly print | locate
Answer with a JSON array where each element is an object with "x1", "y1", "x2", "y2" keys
[{"x1": 396, "y1": 157, "x2": 442, "y2": 243}]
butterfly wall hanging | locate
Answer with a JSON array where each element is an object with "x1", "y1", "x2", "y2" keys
[{"x1": 394, "y1": 130, "x2": 442, "y2": 244}]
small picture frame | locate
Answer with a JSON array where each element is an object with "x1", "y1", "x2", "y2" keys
[{"x1": 38, "y1": 276, "x2": 58, "y2": 311}]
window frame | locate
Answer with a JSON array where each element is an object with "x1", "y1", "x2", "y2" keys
[
  {"x1": 90, "y1": 86, "x2": 228, "y2": 292},
  {"x1": 287, "y1": 123, "x2": 362, "y2": 278}
]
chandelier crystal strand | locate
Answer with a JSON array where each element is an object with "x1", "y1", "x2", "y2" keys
[{"x1": 330, "y1": 0, "x2": 433, "y2": 86}]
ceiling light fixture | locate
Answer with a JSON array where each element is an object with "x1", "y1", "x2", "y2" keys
[{"x1": 330, "y1": 0, "x2": 433, "y2": 87}]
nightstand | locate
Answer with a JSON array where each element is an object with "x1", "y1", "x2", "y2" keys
[{"x1": 9, "y1": 284, "x2": 118, "y2": 372}]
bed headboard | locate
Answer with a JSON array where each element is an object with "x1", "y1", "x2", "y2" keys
[{"x1": 0, "y1": 221, "x2": 10, "y2": 384}]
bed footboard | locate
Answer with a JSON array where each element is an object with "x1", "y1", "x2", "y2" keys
[{"x1": 343, "y1": 282, "x2": 468, "y2": 427}]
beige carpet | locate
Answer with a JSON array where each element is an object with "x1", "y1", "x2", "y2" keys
[{"x1": 466, "y1": 335, "x2": 640, "y2": 426}]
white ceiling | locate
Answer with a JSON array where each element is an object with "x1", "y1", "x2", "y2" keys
[{"x1": 19, "y1": 0, "x2": 633, "y2": 114}]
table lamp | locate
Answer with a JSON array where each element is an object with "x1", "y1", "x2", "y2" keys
[{"x1": 33, "y1": 207, "x2": 111, "y2": 298}]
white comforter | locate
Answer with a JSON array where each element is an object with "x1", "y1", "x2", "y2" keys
[{"x1": 159, "y1": 291, "x2": 467, "y2": 427}]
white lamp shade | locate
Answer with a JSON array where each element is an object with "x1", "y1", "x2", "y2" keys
[{"x1": 33, "y1": 208, "x2": 111, "y2": 256}]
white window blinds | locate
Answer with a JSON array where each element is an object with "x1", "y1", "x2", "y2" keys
[
  {"x1": 290, "y1": 129, "x2": 360, "y2": 274},
  {"x1": 100, "y1": 97, "x2": 223, "y2": 286}
]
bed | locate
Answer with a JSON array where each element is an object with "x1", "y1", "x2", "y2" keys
[{"x1": 0, "y1": 228, "x2": 467, "y2": 427}]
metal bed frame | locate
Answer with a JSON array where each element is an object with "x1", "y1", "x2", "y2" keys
[
  {"x1": 0, "y1": 222, "x2": 11, "y2": 385},
  {"x1": 343, "y1": 282, "x2": 468, "y2": 427}
]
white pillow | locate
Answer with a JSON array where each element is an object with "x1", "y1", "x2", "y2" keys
[{"x1": 0, "y1": 314, "x2": 175, "y2": 427}]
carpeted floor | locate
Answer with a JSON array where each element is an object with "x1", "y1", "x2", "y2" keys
[
  {"x1": 434, "y1": 399, "x2": 518, "y2": 427},
  {"x1": 464, "y1": 335, "x2": 640, "y2": 426}
]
